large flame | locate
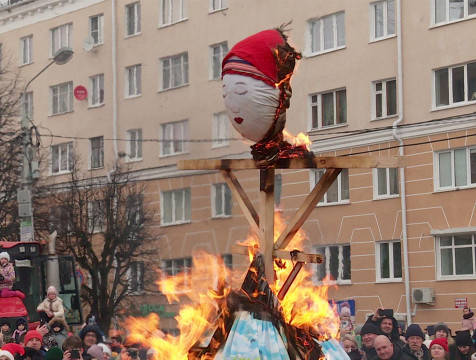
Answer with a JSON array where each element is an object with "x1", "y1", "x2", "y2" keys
[
  {"x1": 125, "y1": 212, "x2": 340, "y2": 359},
  {"x1": 283, "y1": 129, "x2": 312, "y2": 151}
]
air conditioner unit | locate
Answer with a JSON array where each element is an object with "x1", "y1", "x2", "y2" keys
[{"x1": 412, "y1": 287, "x2": 435, "y2": 304}]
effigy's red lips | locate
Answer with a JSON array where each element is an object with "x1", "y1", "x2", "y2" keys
[{"x1": 234, "y1": 117, "x2": 244, "y2": 124}]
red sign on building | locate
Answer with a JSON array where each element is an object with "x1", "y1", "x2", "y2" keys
[
  {"x1": 455, "y1": 298, "x2": 468, "y2": 308},
  {"x1": 74, "y1": 85, "x2": 88, "y2": 101}
]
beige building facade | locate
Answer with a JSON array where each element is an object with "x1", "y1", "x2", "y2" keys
[{"x1": 1, "y1": 0, "x2": 476, "y2": 333}]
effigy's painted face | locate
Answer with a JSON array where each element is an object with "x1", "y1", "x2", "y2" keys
[{"x1": 222, "y1": 74, "x2": 280, "y2": 143}]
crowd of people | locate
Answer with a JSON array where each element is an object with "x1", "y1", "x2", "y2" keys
[{"x1": 339, "y1": 306, "x2": 476, "y2": 360}]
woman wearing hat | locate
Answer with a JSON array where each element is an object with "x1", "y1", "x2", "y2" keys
[
  {"x1": 429, "y1": 338, "x2": 448, "y2": 360},
  {"x1": 36, "y1": 286, "x2": 64, "y2": 323},
  {"x1": 450, "y1": 330, "x2": 475, "y2": 360},
  {"x1": 0, "y1": 252, "x2": 25, "y2": 300}
]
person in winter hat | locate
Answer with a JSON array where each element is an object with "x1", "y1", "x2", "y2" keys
[
  {"x1": 450, "y1": 330, "x2": 475, "y2": 360},
  {"x1": 429, "y1": 338, "x2": 448, "y2": 360},
  {"x1": 23, "y1": 330, "x2": 45, "y2": 360},
  {"x1": 2, "y1": 343, "x2": 25, "y2": 358},
  {"x1": 48, "y1": 317, "x2": 68, "y2": 349},
  {"x1": 360, "y1": 322, "x2": 381, "y2": 360},
  {"x1": 37, "y1": 286, "x2": 64, "y2": 323},
  {"x1": 424, "y1": 322, "x2": 454, "y2": 348},
  {"x1": 86, "y1": 345, "x2": 103, "y2": 360},
  {"x1": 0, "y1": 350, "x2": 13, "y2": 360},
  {"x1": 45, "y1": 347, "x2": 62, "y2": 360},
  {"x1": 12, "y1": 318, "x2": 27, "y2": 344},
  {"x1": 402, "y1": 324, "x2": 430, "y2": 360},
  {"x1": 366, "y1": 307, "x2": 405, "y2": 347},
  {"x1": 339, "y1": 302, "x2": 354, "y2": 336},
  {"x1": 79, "y1": 325, "x2": 103, "y2": 355},
  {"x1": 462, "y1": 307, "x2": 476, "y2": 332},
  {"x1": 0, "y1": 253, "x2": 25, "y2": 300}
]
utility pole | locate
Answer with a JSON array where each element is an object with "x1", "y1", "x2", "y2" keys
[{"x1": 18, "y1": 47, "x2": 73, "y2": 242}]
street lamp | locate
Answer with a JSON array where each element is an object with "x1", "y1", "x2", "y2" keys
[{"x1": 18, "y1": 46, "x2": 74, "y2": 242}]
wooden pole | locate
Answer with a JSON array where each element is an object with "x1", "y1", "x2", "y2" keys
[{"x1": 260, "y1": 168, "x2": 276, "y2": 286}]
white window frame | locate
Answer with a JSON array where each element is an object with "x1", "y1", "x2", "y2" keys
[
  {"x1": 432, "y1": 0, "x2": 476, "y2": 25},
  {"x1": 161, "y1": 257, "x2": 192, "y2": 293},
  {"x1": 89, "y1": 136, "x2": 104, "y2": 169},
  {"x1": 376, "y1": 240, "x2": 402, "y2": 282},
  {"x1": 126, "y1": 128, "x2": 143, "y2": 162},
  {"x1": 125, "y1": 2, "x2": 141, "y2": 37},
  {"x1": 50, "y1": 23, "x2": 72, "y2": 57},
  {"x1": 160, "y1": 52, "x2": 189, "y2": 91},
  {"x1": 160, "y1": 120, "x2": 188, "y2": 157},
  {"x1": 127, "y1": 261, "x2": 144, "y2": 294},
  {"x1": 313, "y1": 244, "x2": 351, "y2": 285},
  {"x1": 209, "y1": 0, "x2": 227, "y2": 12},
  {"x1": 436, "y1": 233, "x2": 476, "y2": 280},
  {"x1": 373, "y1": 168, "x2": 399, "y2": 199},
  {"x1": 370, "y1": 0, "x2": 396, "y2": 41},
  {"x1": 433, "y1": 61, "x2": 476, "y2": 109},
  {"x1": 51, "y1": 142, "x2": 73, "y2": 175},
  {"x1": 125, "y1": 64, "x2": 142, "y2": 98},
  {"x1": 309, "y1": 89, "x2": 347, "y2": 130},
  {"x1": 20, "y1": 35, "x2": 33, "y2": 66},
  {"x1": 50, "y1": 82, "x2": 73, "y2": 115},
  {"x1": 307, "y1": 11, "x2": 345, "y2": 56},
  {"x1": 88, "y1": 200, "x2": 105, "y2": 233},
  {"x1": 89, "y1": 74, "x2": 104, "y2": 107},
  {"x1": 371, "y1": 78, "x2": 397, "y2": 120},
  {"x1": 210, "y1": 42, "x2": 228, "y2": 80},
  {"x1": 212, "y1": 183, "x2": 232, "y2": 218},
  {"x1": 310, "y1": 169, "x2": 350, "y2": 205},
  {"x1": 159, "y1": 0, "x2": 188, "y2": 27},
  {"x1": 89, "y1": 14, "x2": 104, "y2": 45},
  {"x1": 434, "y1": 146, "x2": 476, "y2": 190},
  {"x1": 212, "y1": 112, "x2": 229, "y2": 148},
  {"x1": 21, "y1": 91, "x2": 33, "y2": 121},
  {"x1": 160, "y1": 188, "x2": 191, "y2": 226}
]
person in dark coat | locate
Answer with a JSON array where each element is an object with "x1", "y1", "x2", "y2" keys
[
  {"x1": 449, "y1": 330, "x2": 476, "y2": 360},
  {"x1": 366, "y1": 308, "x2": 405, "y2": 347},
  {"x1": 402, "y1": 324, "x2": 430, "y2": 360},
  {"x1": 361, "y1": 323, "x2": 381, "y2": 360},
  {"x1": 374, "y1": 335, "x2": 413, "y2": 360}
]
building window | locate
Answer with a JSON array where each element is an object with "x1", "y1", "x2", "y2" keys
[
  {"x1": 435, "y1": 147, "x2": 476, "y2": 189},
  {"x1": 128, "y1": 261, "x2": 144, "y2": 294},
  {"x1": 50, "y1": 24, "x2": 72, "y2": 57},
  {"x1": 212, "y1": 183, "x2": 232, "y2": 218},
  {"x1": 160, "y1": 52, "x2": 189, "y2": 90},
  {"x1": 309, "y1": 12, "x2": 345, "y2": 55},
  {"x1": 162, "y1": 257, "x2": 192, "y2": 291},
  {"x1": 50, "y1": 82, "x2": 73, "y2": 115},
  {"x1": 373, "y1": 168, "x2": 399, "y2": 198},
  {"x1": 126, "y1": 194, "x2": 143, "y2": 230},
  {"x1": 437, "y1": 233, "x2": 476, "y2": 279},
  {"x1": 20, "y1": 35, "x2": 33, "y2": 65},
  {"x1": 311, "y1": 169, "x2": 350, "y2": 204},
  {"x1": 370, "y1": 0, "x2": 395, "y2": 41},
  {"x1": 89, "y1": 74, "x2": 104, "y2": 107},
  {"x1": 21, "y1": 92, "x2": 33, "y2": 121},
  {"x1": 51, "y1": 142, "x2": 73, "y2": 174},
  {"x1": 434, "y1": 0, "x2": 476, "y2": 24},
  {"x1": 161, "y1": 188, "x2": 191, "y2": 225},
  {"x1": 88, "y1": 200, "x2": 105, "y2": 233},
  {"x1": 314, "y1": 244, "x2": 351, "y2": 284},
  {"x1": 372, "y1": 79, "x2": 397, "y2": 119},
  {"x1": 90, "y1": 136, "x2": 104, "y2": 169},
  {"x1": 90, "y1": 14, "x2": 104, "y2": 45},
  {"x1": 309, "y1": 89, "x2": 347, "y2": 130},
  {"x1": 210, "y1": 42, "x2": 228, "y2": 80},
  {"x1": 434, "y1": 61, "x2": 476, "y2": 108},
  {"x1": 159, "y1": 0, "x2": 187, "y2": 26},
  {"x1": 127, "y1": 129, "x2": 142, "y2": 161},
  {"x1": 49, "y1": 205, "x2": 71, "y2": 236},
  {"x1": 210, "y1": 0, "x2": 227, "y2": 12},
  {"x1": 376, "y1": 240, "x2": 402, "y2": 281},
  {"x1": 161, "y1": 120, "x2": 188, "y2": 157},
  {"x1": 126, "y1": 2, "x2": 141, "y2": 36},
  {"x1": 212, "y1": 112, "x2": 229, "y2": 148},
  {"x1": 125, "y1": 64, "x2": 141, "y2": 97}
]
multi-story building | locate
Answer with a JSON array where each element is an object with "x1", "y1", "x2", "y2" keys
[{"x1": 1, "y1": 0, "x2": 475, "y2": 333}]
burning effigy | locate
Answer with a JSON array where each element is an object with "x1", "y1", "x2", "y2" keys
[{"x1": 125, "y1": 27, "x2": 347, "y2": 360}]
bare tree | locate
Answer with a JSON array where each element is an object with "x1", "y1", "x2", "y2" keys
[{"x1": 38, "y1": 161, "x2": 159, "y2": 332}]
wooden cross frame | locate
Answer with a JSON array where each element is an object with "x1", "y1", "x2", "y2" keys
[{"x1": 178, "y1": 155, "x2": 404, "y2": 289}]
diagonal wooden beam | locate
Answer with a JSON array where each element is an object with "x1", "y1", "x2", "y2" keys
[
  {"x1": 220, "y1": 169, "x2": 259, "y2": 235},
  {"x1": 260, "y1": 168, "x2": 276, "y2": 285},
  {"x1": 274, "y1": 168, "x2": 342, "y2": 250}
]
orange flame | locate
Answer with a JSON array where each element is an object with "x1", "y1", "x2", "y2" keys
[
  {"x1": 283, "y1": 128, "x2": 312, "y2": 151},
  {"x1": 125, "y1": 213, "x2": 340, "y2": 359}
]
